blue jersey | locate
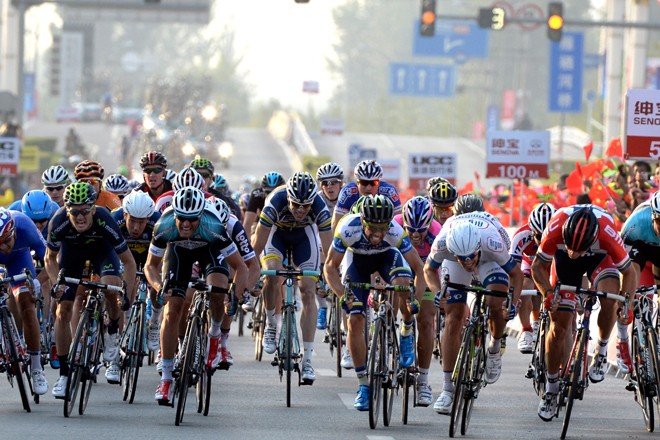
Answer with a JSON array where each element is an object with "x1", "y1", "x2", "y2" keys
[
  {"x1": 333, "y1": 181, "x2": 402, "y2": 217},
  {"x1": 259, "y1": 186, "x2": 331, "y2": 231},
  {"x1": 0, "y1": 211, "x2": 47, "y2": 282},
  {"x1": 621, "y1": 203, "x2": 660, "y2": 246},
  {"x1": 332, "y1": 214, "x2": 413, "y2": 256}
]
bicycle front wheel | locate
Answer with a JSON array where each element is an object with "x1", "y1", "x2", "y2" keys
[
  {"x1": 2, "y1": 311, "x2": 31, "y2": 412},
  {"x1": 530, "y1": 316, "x2": 548, "y2": 397},
  {"x1": 368, "y1": 318, "x2": 384, "y2": 429},
  {"x1": 64, "y1": 312, "x2": 89, "y2": 418},
  {"x1": 449, "y1": 326, "x2": 473, "y2": 438},
  {"x1": 80, "y1": 317, "x2": 103, "y2": 416},
  {"x1": 284, "y1": 307, "x2": 294, "y2": 408},
  {"x1": 462, "y1": 330, "x2": 486, "y2": 435},
  {"x1": 633, "y1": 324, "x2": 654, "y2": 432},
  {"x1": 382, "y1": 318, "x2": 399, "y2": 427},
  {"x1": 175, "y1": 317, "x2": 199, "y2": 426},
  {"x1": 560, "y1": 328, "x2": 587, "y2": 440},
  {"x1": 331, "y1": 295, "x2": 342, "y2": 377},
  {"x1": 253, "y1": 297, "x2": 265, "y2": 362},
  {"x1": 647, "y1": 326, "x2": 660, "y2": 429}
]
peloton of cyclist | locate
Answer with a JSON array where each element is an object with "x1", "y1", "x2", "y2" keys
[
  {"x1": 73, "y1": 160, "x2": 122, "y2": 211},
  {"x1": 41, "y1": 165, "x2": 71, "y2": 207}
]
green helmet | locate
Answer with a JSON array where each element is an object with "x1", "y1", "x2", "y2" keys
[
  {"x1": 350, "y1": 195, "x2": 371, "y2": 215},
  {"x1": 189, "y1": 157, "x2": 214, "y2": 174},
  {"x1": 64, "y1": 182, "x2": 97, "y2": 206}
]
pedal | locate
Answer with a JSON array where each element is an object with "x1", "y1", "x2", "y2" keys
[
  {"x1": 157, "y1": 399, "x2": 170, "y2": 407},
  {"x1": 301, "y1": 378, "x2": 314, "y2": 386},
  {"x1": 525, "y1": 368, "x2": 534, "y2": 379},
  {"x1": 271, "y1": 358, "x2": 278, "y2": 367},
  {"x1": 323, "y1": 335, "x2": 330, "y2": 343},
  {"x1": 217, "y1": 362, "x2": 231, "y2": 371},
  {"x1": 625, "y1": 381, "x2": 636, "y2": 392}
]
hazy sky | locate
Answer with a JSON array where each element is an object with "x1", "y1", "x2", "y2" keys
[{"x1": 211, "y1": 0, "x2": 348, "y2": 110}]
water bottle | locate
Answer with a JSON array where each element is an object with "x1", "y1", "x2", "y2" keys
[
  {"x1": 146, "y1": 297, "x2": 153, "y2": 320},
  {"x1": 82, "y1": 260, "x2": 91, "y2": 281}
]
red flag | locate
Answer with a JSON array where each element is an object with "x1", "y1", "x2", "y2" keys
[
  {"x1": 604, "y1": 138, "x2": 623, "y2": 158},
  {"x1": 474, "y1": 170, "x2": 481, "y2": 185},
  {"x1": 589, "y1": 180, "x2": 610, "y2": 207},
  {"x1": 460, "y1": 181, "x2": 474, "y2": 194},
  {"x1": 565, "y1": 168, "x2": 583, "y2": 195},
  {"x1": 583, "y1": 141, "x2": 593, "y2": 162}
]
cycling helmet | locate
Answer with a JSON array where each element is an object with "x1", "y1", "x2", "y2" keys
[
  {"x1": 452, "y1": 194, "x2": 484, "y2": 215},
  {"x1": 429, "y1": 182, "x2": 458, "y2": 206},
  {"x1": 104, "y1": 174, "x2": 130, "y2": 196},
  {"x1": 286, "y1": 172, "x2": 318, "y2": 205},
  {"x1": 360, "y1": 194, "x2": 394, "y2": 224},
  {"x1": 528, "y1": 202, "x2": 556, "y2": 235},
  {"x1": 74, "y1": 160, "x2": 104, "y2": 180},
  {"x1": 562, "y1": 207, "x2": 599, "y2": 252},
  {"x1": 172, "y1": 187, "x2": 206, "y2": 219},
  {"x1": 207, "y1": 197, "x2": 230, "y2": 227},
  {"x1": 238, "y1": 193, "x2": 250, "y2": 209},
  {"x1": 173, "y1": 168, "x2": 206, "y2": 191},
  {"x1": 403, "y1": 196, "x2": 434, "y2": 229},
  {"x1": 21, "y1": 190, "x2": 52, "y2": 221},
  {"x1": 211, "y1": 174, "x2": 228, "y2": 190},
  {"x1": 64, "y1": 181, "x2": 97, "y2": 206},
  {"x1": 164, "y1": 169, "x2": 177, "y2": 182},
  {"x1": 0, "y1": 208, "x2": 15, "y2": 240},
  {"x1": 139, "y1": 150, "x2": 167, "y2": 169},
  {"x1": 651, "y1": 191, "x2": 660, "y2": 217},
  {"x1": 316, "y1": 162, "x2": 344, "y2": 181},
  {"x1": 190, "y1": 157, "x2": 214, "y2": 174},
  {"x1": 122, "y1": 190, "x2": 155, "y2": 218},
  {"x1": 262, "y1": 171, "x2": 285, "y2": 189},
  {"x1": 354, "y1": 160, "x2": 383, "y2": 181},
  {"x1": 42, "y1": 165, "x2": 71, "y2": 186},
  {"x1": 447, "y1": 220, "x2": 481, "y2": 258},
  {"x1": 426, "y1": 176, "x2": 449, "y2": 192},
  {"x1": 350, "y1": 195, "x2": 371, "y2": 215},
  {"x1": 127, "y1": 179, "x2": 142, "y2": 191}
]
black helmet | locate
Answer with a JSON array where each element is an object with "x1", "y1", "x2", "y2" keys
[
  {"x1": 139, "y1": 151, "x2": 167, "y2": 169},
  {"x1": 429, "y1": 182, "x2": 458, "y2": 206},
  {"x1": 562, "y1": 207, "x2": 599, "y2": 252},
  {"x1": 452, "y1": 194, "x2": 484, "y2": 215},
  {"x1": 360, "y1": 195, "x2": 394, "y2": 224}
]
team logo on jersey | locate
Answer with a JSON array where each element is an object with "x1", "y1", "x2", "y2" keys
[
  {"x1": 172, "y1": 240, "x2": 207, "y2": 250},
  {"x1": 486, "y1": 237, "x2": 503, "y2": 252}
]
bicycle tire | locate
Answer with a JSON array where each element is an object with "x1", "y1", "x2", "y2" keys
[
  {"x1": 368, "y1": 318, "x2": 384, "y2": 429},
  {"x1": 560, "y1": 328, "x2": 587, "y2": 440},
  {"x1": 2, "y1": 310, "x2": 31, "y2": 412},
  {"x1": 647, "y1": 327, "x2": 660, "y2": 428},
  {"x1": 633, "y1": 323, "x2": 655, "y2": 432},
  {"x1": 121, "y1": 306, "x2": 139, "y2": 402},
  {"x1": 203, "y1": 368, "x2": 212, "y2": 416},
  {"x1": 253, "y1": 297, "x2": 265, "y2": 362},
  {"x1": 64, "y1": 311, "x2": 88, "y2": 418},
  {"x1": 80, "y1": 316, "x2": 103, "y2": 416},
  {"x1": 383, "y1": 317, "x2": 399, "y2": 427},
  {"x1": 284, "y1": 306, "x2": 294, "y2": 408},
  {"x1": 197, "y1": 320, "x2": 208, "y2": 415},
  {"x1": 530, "y1": 316, "x2": 548, "y2": 397},
  {"x1": 462, "y1": 329, "x2": 486, "y2": 435},
  {"x1": 449, "y1": 326, "x2": 472, "y2": 438},
  {"x1": 128, "y1": 304, "x2": 146, "y2": 404},
  {"x1": 434, "y1": 310, "x2": 444, "y2": 362},
  {"x1": 175, "y1": 317, "x2": 199, "y2": 426},
  {"x1": 332, "y1": 295, "x2": 342, "y2": 377}
]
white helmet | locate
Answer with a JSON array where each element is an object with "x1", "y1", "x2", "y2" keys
[
  {"x1": 172, "y1": 186, "x2": 206, "y2": 218},
  {"x1": 528, "y1": 202, "x2": 556, "y2": 235},
  {"x1": 42, "y1": 165, "x2": 71, "y2": 186},
  {"x1": 207, "y1": 196, "x2": 230, "y2": 227},
  {"x1": 354, "y1": 160, "x2": 383, "y2": 181},
  {"x1": 316, "y1": 162, "x2": 344, "y2": 181},
  {"x1": 105, "y1": 174, "x2": 130, "y2": 195},
  {"x1": 651, "y1": 191, "x2": 660, "y2": 217},
  {"x1": 122, "y1": 190, "x2": 155, "y2": 218},
  {"x1": 173, "y1": 168, "x2": 205, "y2": 192},
  {"x1": 447, "y1": 220, "x2": 481, "y2": 257}
]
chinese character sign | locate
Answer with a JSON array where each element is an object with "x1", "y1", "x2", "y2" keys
[
  {"x1": 0, "y1": 137, "x2": 20, "y2": 175},
  {"x1": 485, "y1": 130, "x2": 550, "y2": 179},
  {"x1": 625, "y1": 89, "x2": 660, "y2": 160},
  {"x1": 549, "y1": 32, "x2": 583, "y2": 113}
]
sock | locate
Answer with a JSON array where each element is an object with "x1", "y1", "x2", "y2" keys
[
  {"x1": 59, "y1": 357, "x2": 69, "y2": 377},
  {"x1": 220, "y1": 328, "x2": 230, "y2": 348},
  {"x1": 30, "y1": 351, "x2": 41, "y2": 371},
  {"x1": 303, "y1": 342, "x2": 314, "y2": 364},
  {"x1": 617, "y1": 322, "x2": 629, "y2": 342},
  {"x1": 108, "y1": 318, "x2": 119, "y2": 335},
  {"x1": 532, "y1": 310, "x2": 541, "y2": 321},
  {"x1": 150, "y1": 306, "x2": 162, "y2": 326},
  {"x1": 489, "y1": 337, "x2": 501, "y2": 354},
  {"x1": 401, "y1": 320, "x2": 414, "y2": 337},
  {"x1": 356, "y1": 365, "x2": 368, "y2": 386},
  {"x1": 522, "y1": 325, "x2": 533, "y2": 333},
  {"x1": 597, "y1": 338, "x2": 609, "y2": 356},
  {"x1": 161, "y1": 358, "x2": 174, "y2": 381},
  {"x1": 443, "y1": 370, "x2": 454, "y2": 393},
  {"x1": 546, "y1": 372, "x2": 559, "y2": 394},
  {"x1": 266, "y1": 308, "x2": 277, "y2": 328},
  {"x1": 418, "y1": 367, "x2": 429, "y2": 385},
  {"x1": 209, "y1": 319, "x2": 222, "y2": 338}
]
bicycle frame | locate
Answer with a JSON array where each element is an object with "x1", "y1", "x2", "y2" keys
[{"x1": 119, "y1": 271, "x2": 149, "y2": 403}]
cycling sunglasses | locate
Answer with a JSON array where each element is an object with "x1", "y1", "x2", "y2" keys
[
  {"x1": 320, "y1": 179, "x2": 342, "y2": 187},
  {"x1": 406, "y1": 226, "x2": 428, "y2": 234},
  {"x1": 290, "y1": 201, "x2": 313, "y2": 210},
  {"x1": 357, "y1": 180, "x2": 379, "y2": 187},
  {"x1": 67, "y1": 207, "x2": 94, "y2": 217},
  {"x1": 45, "y1": 185, "x2": 65, "y2": 192},
  {"x1": 456, "y1": 251, "x2": 478, "y2": 262},
  {"x1": 143, "y1": 167, "x2": 164, "y2": 175}
]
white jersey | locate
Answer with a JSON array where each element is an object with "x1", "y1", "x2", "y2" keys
[
  {"x1": 454, "y1": 210, "x2": 511, "y2": 250},
  {"x1": 427, "y1": 214, "x2": 514, "y2": 269},
  {"x1": 332, "y1": 213, "x2": 413, "y2": 256}
]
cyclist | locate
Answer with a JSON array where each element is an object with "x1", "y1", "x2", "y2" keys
[
  {"x1": 243, "y1": 171, "x2": 286, "y2": 236},
  {"x1": 73, "y1": 160, "x2": 122, "y2": 211},
  {"x1": 111, "y1": 191, "x2": 162, "y2": 352},
  {"x1": 331, "y1": 160, "x2": 402, "y2": 231},
  {"x1": 428, "y1": 181, "x2": 458, "y2": 226},
  {"x1": 7, "y1": 190, "x2": 58, "y2": 239},
  {"x1": 104, "y1": 173, "x2": 131, "y2": 200},
  {"x1": 207, "y1": 197, "x2": 261, "y2": 366},
  {"x1": 145, "y1": 187, "x2": 249, "y2": 405},
  {"x1": 190, "y1": 157, "x2": 242, "y2": 221},
  {"x1": 41, "y1": 165, "x2": 71, "y2": 207},
  {"x1": 137, "y1": 151, "x2": 172, "y2": 202},
  {"x1": 453, "y1": 193, "x2": 512, "y2": 249},
  {"x1": 0, "y1": 208, "x2": 50, "y2": 395},
  {"x1": 251, "y1": 172, "x2": 332, "y2": 384},
  {"x1": 532, "y1": 205, "x2": 638, "y2": 421},
  {"x1": 315, "y1": 162, "x2": 345, "y2": 332},
  {"x1": 154, "y1": 167, "x2": 209, "y2": 213},
  {"x1": 509, "y1": 202, "x2": 555, "y2": 353},
  {"x1": 424, "y1": 217, "x2": 523, "y2": 414},
  {"x1": 393, "y1": 196, "x2": 440, "y2": 406},
  {"x1": 324, "y1": 195, "x2": 425, "y2": 411},
  {"x1": 45, "y1": 182, "x2": 137, "y2": 394}
]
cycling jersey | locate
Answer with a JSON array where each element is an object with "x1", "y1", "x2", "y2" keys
[
  {"x1": 620, "y1": 203, "x2": 660, "y2": 270},
  {"x1": 333, "y1": 213, "x2": 413, "y2": 256},
  {"x1": 209, "y1": 187, "x2": 243, "y2": 222},
  {"x1": 96, "y1": 190, "x2": 122, "y2": 211},
  {"x1": 259, "y1": 186, "x2": 331, "y2": 231},
  {"x1": 246, "y1": 187, "x2": 271, "y2": 214},
  {"x1": 455, "y1": 210, "x2": 511, "y2": 250},
  {"x1": 0, "y1": 211, "x2": 46, "y2": 286},
  {"x1": 317, "y1": 190, "x2": 338, "y2": 213},
  {"x1": 138, "y1": 180, "x2": 173, "y2": 202},
  {"x1": 509, "y1": 223, "x2": 538, "y2": 275},
  {"x1": 111, "y1": 207, "x2": 161, "y2": 268},
  {"x1": 393, "y1": 214, "x2": 441, "y2": 262},
  {"x1": 227, "y1": 215, "x2": 255, "y2": 261},
  {"x1": 333, "y1": 181, "x2": 402, "y2": 217}
]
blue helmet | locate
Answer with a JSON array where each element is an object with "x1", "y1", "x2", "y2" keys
[
  {"x1": 262, "y1": 171, "x2": 285, "y2": 189},
  {"x1": 21, "y1": 190, "x2": 54, "y2": 221}
]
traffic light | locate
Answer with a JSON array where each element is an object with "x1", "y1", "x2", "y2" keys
[
  {"x1": 477, "y1": 7, "x2": 505, "y2": 30},
  {"x1": 547, "y1": 2, "x2": 564, "y2": 42},
  {"x1": 419, "y1": 0, "x2": 436, "y2": 37}
]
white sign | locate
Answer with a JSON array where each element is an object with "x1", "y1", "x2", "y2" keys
[
  {"x1": 408, "y1": 153, "x2": 457, "y2": 189},
  {"x1": 485, "y1": 130, "x2": 550, "y2": 179},
  {"x1": 380, "y1": 159, "x2": 400, "y2": 182},
  {"x1": 625, "y1": 88, "x2": 660, "y2": 160},
  {"x1": 319, "y1": 118, "x2": 344, "y2": 135},
  {"x1": 302, "y1": 80, "x2": 319, "y2": 94},
  {"x1": 0, "y1": 137, "x2": 20, "y2": 175}
]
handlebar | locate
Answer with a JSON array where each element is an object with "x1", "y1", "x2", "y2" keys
[
  {"x1": 261, "y1": 269, "x2": 320, "y2": 278},
  {"x1": 0, "y1": 268, "x2": 31, "y2": 287},
  {"x1": 559, "y1": 284, "x2": 626, "y2": 303},
  {"x1": 187, "y1": 280, "x2": 229, "y2": 294}
]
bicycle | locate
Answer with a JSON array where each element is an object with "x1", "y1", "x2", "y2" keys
[
  {"x1": 439, "y1": 274, "x2": 512, "y2": 438},
  {"x1": 249, "y1": 286, "x2": 266, "y2": 362},
  {"x1": 119, "y1": 270, "x2": 149, "y2": 404},
  {"x1": 170, "y1": 278, "x2": 227, "y2": 426},
  {"x1": 400, "y1": 319, "x2": 417, "y2": 425},
  {"x1": 345, "y1": 276, "x2": 414, "y2": 429},
  {"x1": 323, "y1": 277, "x2": 344, "y2": 378},
  {"x1": 433, "y1": 308, "x2": 445, "y2": 363},
  {"x1": 58, "y1": 269, "x2": 123, "y2": 417},
  {"x1": 554, "y1": 284, "x2": 626, "y2": 440},
  {"x1": 0, "y1": 268, "x2": 35, "y2": 412},
  {"x1": 261, "y1": 249, "x2": 320, "y2": 408},
  {"x1": 624, "y1": 285, "x2": 660, "y2": 432},
  {"x1": 524, "y1": 288, "x2": 551, "y2": 397}
]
